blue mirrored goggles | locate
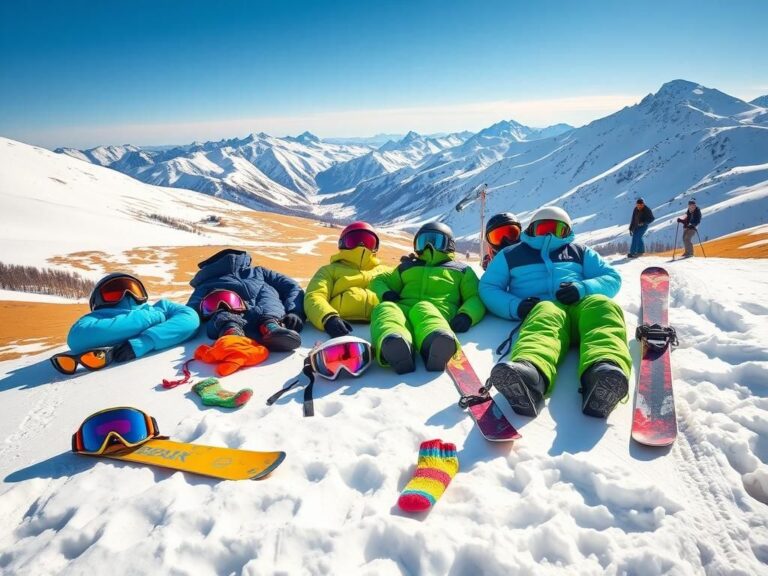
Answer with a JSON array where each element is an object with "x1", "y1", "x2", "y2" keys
[
  {"x1": 72, "y1": 407, "x2": 159, "y2": 454},
  {"x1": 414, "y1": 231, "x2": 450, "y2": 252}
]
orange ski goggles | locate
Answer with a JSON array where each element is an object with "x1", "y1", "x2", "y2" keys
[
  {"x1": 486, "y1": 223, "x2": 521, "y2": 248},
  {"x1": 51, "y1": 347, "x2": 114, "y2": 375},
  {"x1": 72, "y1": 407, "x2": 161, "y2": 455}
]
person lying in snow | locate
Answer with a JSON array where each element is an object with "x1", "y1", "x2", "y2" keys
[
  {"x1": 482, "y1": 212, "x2": 522, "y2": 270},
  {"x1": 186, "y1": 249, "x2": 305, "y2": 351},
  {"x1": 480, "y1": 206, "x2": 631, "y2": 419},
  {"x1": 370, "y1": 222, "x2": 485, "y2": 374},
  {"x1": 304, "y1": 221, "x2": 391, "y2": 338},
  {"x1": 67, "y1": 273, "x2": 199, "y2": 362}
]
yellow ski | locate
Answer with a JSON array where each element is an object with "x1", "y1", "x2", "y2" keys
[{"x1": 95, "y1": 438, "x2": 285, "y2": 480}]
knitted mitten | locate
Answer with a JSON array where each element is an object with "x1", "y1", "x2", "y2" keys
[
  {"x1": 192, "y1": 377, "x2": 253, "y2": 408},
  {"x1": 397, "y1": 439, "x2": 459, "y2": 513}
]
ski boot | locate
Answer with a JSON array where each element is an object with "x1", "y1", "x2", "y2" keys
[
  {"x1": 258, "y1": 319, "x2": 302, "y2": 352},
  {"x1": 380, "y1": 334, "x2": 415, "y2": 374},
  {"x1": 421, "y1": 330, "x2": 457, "y2": 372},
  {"x1": 487, "y1": 360, "x2": 547, "y2": 417},
  {"x1": 580, "y1": 361, "x2": 628, "y2": 418}
]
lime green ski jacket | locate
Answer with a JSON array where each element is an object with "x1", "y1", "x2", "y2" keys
[{"x1": 371, "y1": 247, "x2": 485, "y2": 325}]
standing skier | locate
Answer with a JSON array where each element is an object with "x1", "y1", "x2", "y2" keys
[
  {"x1": 187, "y1": 249, "x2": 305, "y2": 351},
  {"x1": 628, "y1": 198, "x2": 655, "y2": 257},
  {"x1": 370, "y1": 222, "x2": 485, "y2": 373},
  {"x1": 305, "y1": 222, "x2": 391, "y2": 337},
  {"x1": 480, "y1": 206, "x2": 631, "y2": 418},
  {"x1": 482, "y1": 212, "x2": 522, "y2": 270},
  {"x1": 68, "y1": 273, "x2": 199, "y2": 361},
  {"x1": 677, "y1": 199, "x2": 702, "y2": 258}
]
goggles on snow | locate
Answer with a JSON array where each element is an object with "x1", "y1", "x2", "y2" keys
[
  {"x1": 92, "y1": 276, "x2": 148, "y2": 310},
  {"x1": 531, "y1": 219, "x2": 570, "y2": 238},
  {"x1": 486, "y1": 223, "x2": 521, "y2": 248},
  {"x1": 266, "y1": 336, "x2": 373, "y2": 417},
  {"x1": 339, "y1": 229, "x2": 379, "y2": 252},
  {"x1": 310, "y1": 336, "x2": 373, "y2": 380},
  {"x1": 51, "y1": 347, "x2": 115, "y2": 375},
  {"x1": 200, "y1": 289, "x2": 247, "y2": 319},
  {"x1": 72, "y1": 407, "x2": 161, "y2": 455},
  {"x1": 414, "y1": 230, "x2": 451, "y2": 253}
]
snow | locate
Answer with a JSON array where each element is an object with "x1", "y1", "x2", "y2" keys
[
  {"x1": 0, "y1": 138, "x2": 256, "y2": 270},
  {"x1": 0, "y1": 290, "x2": 85, "y2": 304},
  {"x1": 1, "y1": 256, "x2": 767, "y2": 574}
]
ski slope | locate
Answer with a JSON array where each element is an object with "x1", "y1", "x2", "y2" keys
[{"x1": 0, "y1": 256, "x2": 766, "y2": 575}]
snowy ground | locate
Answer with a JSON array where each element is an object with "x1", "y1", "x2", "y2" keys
[{"x1": 0, "y1": 256, "x2": 766, "y2": 575}]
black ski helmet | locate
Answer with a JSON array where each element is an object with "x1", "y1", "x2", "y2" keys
[
  {"x1": 89, "y1": 272, "x2": 148, "y2": 311},
  {"x1": 413, "y1": 221, "x2": 456, "y2": 253},
  {"x1": 485, "y1": 212, "x2": 521, "y2": 235}
]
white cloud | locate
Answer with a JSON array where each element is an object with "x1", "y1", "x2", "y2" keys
[{"x1": 21, "y1": 93, "x2": 643, "y2": 148}]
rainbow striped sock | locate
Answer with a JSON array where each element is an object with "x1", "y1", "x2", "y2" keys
[{"x1": 397, "y1": 439, "x2": 459, "y2": 513}]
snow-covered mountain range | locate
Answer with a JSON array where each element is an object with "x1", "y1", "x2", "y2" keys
[
  {"x1": 55, "y1": 80, "x2": 767, "y2": 249},
  {"x1": 335, "y1": 80, "x2": 768, "y2": 250},
  {"x1": 57, "y1": 132, "x2": 371, "y2": 214}
]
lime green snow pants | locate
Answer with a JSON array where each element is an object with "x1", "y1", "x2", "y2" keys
[
  {"x1": 370, "y1": 301, "x2": 453, "y2": 366},
  {"x1": 510, "y1": 294, "x2": 631, "y2": 394}
]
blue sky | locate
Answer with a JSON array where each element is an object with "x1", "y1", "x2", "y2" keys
[{"x1": 1, "y1": 0, "x2": 766, "y2": 148}]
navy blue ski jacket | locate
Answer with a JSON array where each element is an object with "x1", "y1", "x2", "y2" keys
[{"x1": 187, "y1": 250, "x2": 305, "y2": 336}]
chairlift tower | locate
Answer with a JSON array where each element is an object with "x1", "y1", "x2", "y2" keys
[{"x1": 455, "y1": 183, "x2": 488, "y2": 263}]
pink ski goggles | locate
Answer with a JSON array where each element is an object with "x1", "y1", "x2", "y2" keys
[{"x1": 200, "y1": 289, "x2": 247, "y2": 319}]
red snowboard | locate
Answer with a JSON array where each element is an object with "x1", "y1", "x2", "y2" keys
[
  {"x1": 632, "y1": 267, "x2": 677, "y2": 446},
  {"x1": 447, "y1": 350, "x2": 521, "y2": 442}
]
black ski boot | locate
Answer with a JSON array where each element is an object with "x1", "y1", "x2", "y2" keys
[
  {"x1": 420, "y1": 330, "x2": 457, "y2": 372},
  {"x1": 258, "y1": 320, "x2": 302, "y2": 352},
  {"x1": 580, "y1": 361, "x2": 628, "y2": 418},
  {"x1": 380, "y1": 334, "x2": 415, "y2": 374},
  {"x1": 487, "y1": 360, "x2": 547, "y2": 417}
]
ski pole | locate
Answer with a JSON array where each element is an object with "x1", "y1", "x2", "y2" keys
[
  {"x1": 695, "y1": 229, "x2": 707, "y2": 258},
  {"x1": 671, "y1": 222, "x2": 680, "y2": 261}
]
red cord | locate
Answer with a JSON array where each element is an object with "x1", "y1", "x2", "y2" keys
[{"x1": 162, "y1": 358, "x2": 195, "y2": 389}]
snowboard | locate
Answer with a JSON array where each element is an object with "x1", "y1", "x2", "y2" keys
[
  {"x1": 447, "y1": 350, "x2": 521, "y2": 442},
  {"x1": 90, "y1": 438, "x2": 286, "y2": 480},
  {"x1": 632, "y1": 267, "x2": 678, "y2": 446}
]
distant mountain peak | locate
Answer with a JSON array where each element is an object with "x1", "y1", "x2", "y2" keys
[
  {"x1": 751, "y1": 95, "x2": 768, "y2": 107},
  {"x1": 401, "y1": 131, "x2": 422, "y2": 143},
  {"x1": 295, "y1": 131, "x2": 320, "y2": 144}
]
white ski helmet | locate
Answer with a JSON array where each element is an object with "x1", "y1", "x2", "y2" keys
[{"x1": 526, "y1": 206, "x2": 573, "y2": 234}]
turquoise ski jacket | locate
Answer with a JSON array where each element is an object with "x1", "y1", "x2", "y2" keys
[
  {"x1": 480, "y1": 230, "x2": 621, "y2": 320},
  {"x1": 67, "y1": 298, "x2": 199, "y2": 357}
]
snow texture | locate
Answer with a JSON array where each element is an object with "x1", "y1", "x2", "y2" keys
[{"x1": 0, "y1": 256, "x2": 767, "y2": 575}]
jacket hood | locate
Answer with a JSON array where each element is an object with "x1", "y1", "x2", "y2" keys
[
  {"x1": 191, "y1": 249, "x2": 252, "y2": 287},
  {"x1": 330, "y1": 246, "x2": 381, "y2": 269},
  {"x1": 521, "y1": 229, "x2": 576, "y2": 252}
]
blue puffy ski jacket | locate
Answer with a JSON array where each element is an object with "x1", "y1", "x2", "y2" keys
[
  {"x1": 480, "y1": 230, "x2": 621, "y2": 320},
  {"x1": 186, "y1": 250, "x2": 305, "y2": 335},
  {"x1": 67, "y1": 298, "x2": 200, "y2": 357}
]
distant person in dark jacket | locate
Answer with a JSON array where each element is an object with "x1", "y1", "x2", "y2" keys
[
  {"x1": 678, "y1": 199, "x2": 702, "y2": 258},
  {"x1": 628, "y1": 198, "x2": 655, "y2": 257},
  {"x1": 187, "y1": 249, "x2": 305, "y2": 351}
]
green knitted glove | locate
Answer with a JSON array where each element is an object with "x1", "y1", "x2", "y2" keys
[{"x1": 192, "y1": 377, "x2": 253, "y2": 409}]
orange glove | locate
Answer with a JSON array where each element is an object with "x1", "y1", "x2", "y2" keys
[{"x1": 194, "y1": 335, "x2": 269, "y2": 376}]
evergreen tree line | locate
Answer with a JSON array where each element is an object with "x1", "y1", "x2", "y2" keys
[
  {"x1": 146, "y1": 213, "x2": 202, "y2": 234},
  {"x1": 0, "y1": 262, "x2": 94, "y2": 299}
]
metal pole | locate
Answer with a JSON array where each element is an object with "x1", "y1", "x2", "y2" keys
[
  {"x1": 671, "y1": 222, "x2": 680, "y2": 261},
  {"x1": 479, "y1": 186, "x2": 486, "y2": 264},
  {"x1": 695, "y1": 229, "x2": 707, "y2": 258}
]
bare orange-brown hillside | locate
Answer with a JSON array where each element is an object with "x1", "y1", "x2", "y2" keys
[
  {"x1": 654, "y1": 228, "x2": 768, "y2": 259},
  {"x1": 0, "y1": 210, "x2": 412, "y2": 361}
]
